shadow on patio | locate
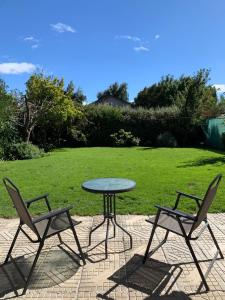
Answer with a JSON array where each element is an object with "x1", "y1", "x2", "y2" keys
[
  {"x1": 97, "y1": 254, "x2": 192, "y2": 299},
  {"x1": 0, "y1": 248, "x2": 80, "y2": 298}
]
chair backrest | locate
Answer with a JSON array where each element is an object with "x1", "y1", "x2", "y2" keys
[
  {"x1": 192, "y1": 174, "x2": 222, "y2": 231},
  {"x1": 3, "y1": 178, "x2": 36, "y2": 233}
]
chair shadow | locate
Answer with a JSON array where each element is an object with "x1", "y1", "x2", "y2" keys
[
  {"x1": 97, "y1": 254, "x2": 190, "y2": 299},
  {"x1": 0, "y1": 247, "x2": 80, "y2": 298}
]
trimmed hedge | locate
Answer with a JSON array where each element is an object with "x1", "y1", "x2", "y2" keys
[{"x1": 76, "y1": 104, "x2": 204, "y2": 147}]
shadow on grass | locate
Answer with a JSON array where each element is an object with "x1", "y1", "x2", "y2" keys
[
  {"x1": 0, "y1": 248, "x2": 80, "y2": 298},
  {"x1": 179, "y1": 156, "x2": 225, "y2": 168},
  {"x1": 139, "y1": 147, "x2": 160, "y2": 150}
]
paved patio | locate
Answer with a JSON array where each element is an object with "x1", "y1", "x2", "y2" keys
[{"x1": 0, "y1": 214, "x2": 225, "y2": 300}]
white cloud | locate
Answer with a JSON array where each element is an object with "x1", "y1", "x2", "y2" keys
[
  {"x1": 213, "y1": 84, "x2": 225, "y2": 93},
  {"x1": 31, "y1": 44, "x2": 39, "y2": 49},
  {"x1": 115, "y1": 35, "x2": 141, "y2": 42},
  {"x1": 23, "y1": 36, "x2": 40, "y2": 49},
  {"x1": 50, "y1": 22, "x2": 76, "y2": 33},
  {"x1": 154, "y1": 34, "x2": 160, "y2": 40},
  {"x1": 0, "y1": 62, "x2": 36, "y2": 74},
  {"x1": 24, "y1": 36, "x2": 39, "y2": 43},
  {"x1": 134, "y1": 46, "x2": 149, "y2": 52}
]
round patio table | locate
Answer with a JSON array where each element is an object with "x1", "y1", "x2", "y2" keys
[{"x1": 82, "y1": 178, "x2": 136, "y2": 258}]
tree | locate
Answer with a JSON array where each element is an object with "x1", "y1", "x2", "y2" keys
[
  {"x1": 134, "y1": 75, "x2": 179, "y2": 108},
  {"x1": 0, "y1": 79, "x2": 18, "y2": 155},
  {"x1": 97, "y1": 82, "x2": 129, "y2": 102},
  {"x1": 174, "y1": 69, "x2": 218, "y2": 122},
  {"x1": 134, "y1": 69, "x2": 219, "y2": 145},
  {"x1": 23, "y1": 73, "x2": 81, "y2": 144},
  {"x1": 65, "y1": 81, "x2": 87, "y2": 105},
  {"x1": 134, "y1": 69, "x2": 218, "y2": 120}
]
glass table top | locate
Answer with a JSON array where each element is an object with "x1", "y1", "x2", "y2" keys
[{"x1": 82, "y1": 178, "x2": 136, "y2": 194}]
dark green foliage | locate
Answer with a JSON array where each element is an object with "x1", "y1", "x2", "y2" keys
[
  {"x1": 4, "y1": 142, "x2": 44, "y2": 160},
  {"x1": 65, "y1": 81, "x2": 87, "y2": 105},
  {"x1": 157, "y1": 131, "x2": 177, "y2": 147},
  {"x1": 67, "y1": 127, "x2": 87, "y2": 146},
  {"x1": 135, "y1": 75, "x2": 178, "y2": 108},
  {"x1": 97, "y1": 82, "x2": 129, "y2": 102},
  {"x1": 110, "y1": 129, "x2": 140, "y2": 146},
  {"x1": 134, "y1": 69, "x2": 218, "y2": 124},
  {"x1": 83, "y1": 104, "x2": 123, "y2": 146},
  {"x1": 0, "y1": 79, "x2": 19, "y2": 158},
  {"x1": 79, "y1": 104, "x2": 185, "y2": 146}
]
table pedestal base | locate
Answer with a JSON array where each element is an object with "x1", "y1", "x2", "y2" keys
[{"x1": 88, "y1": 193, "x2": 132, "y2": 258}]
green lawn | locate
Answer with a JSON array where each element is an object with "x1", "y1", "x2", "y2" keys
[{"x1": 0, "y1": 147, "x2": 225, "y2": 217}]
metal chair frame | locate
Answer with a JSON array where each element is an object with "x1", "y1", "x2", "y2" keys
[
  {"x1": 3, "y1": 177, "x2": 85, "y2": 295},
  {"x1": 143, "y1": 174, "x2": 224, "y2": 292}
]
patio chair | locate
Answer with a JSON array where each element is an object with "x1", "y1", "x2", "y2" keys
[
  {"x1": 143, "y1": 174, "x2": 224, "y2": 291},
  {"x1": 3, "y1": 177, "x2": 85, "y2": 295}
]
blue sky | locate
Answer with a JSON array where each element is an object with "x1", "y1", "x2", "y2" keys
[{"x1": 0, "y1": 0, "x2": 225, "y2": 102}]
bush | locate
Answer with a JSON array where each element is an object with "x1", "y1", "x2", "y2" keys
[
  {"x1": 4, "y1": 142, "x2": 44, "y2": 160},
  {"x1": 67, "y1": 127, "x2": 87, "y2": 146},
  {"x1": 76, "y1": 104, "x2": 205, "y2": 147},
  {"x1": 0, "y1": 146, "x2": 3, "y2": 160},
  {"x1": 110, "y1": 129, "x2": 140, "y2": 146},
  {"x1": 81, "y1": 105, "x2": 181, "y2": 146},
  {"x1": 157, "y1": 131, "x2": 177, "y2": 147},
  {"x1": 83, "y1": 104, "x2": 123, "y2": 146}
]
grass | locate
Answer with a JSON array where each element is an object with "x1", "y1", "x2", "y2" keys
[{"x1": 0, "y1": 147, "x2": 225, "y2": 217}]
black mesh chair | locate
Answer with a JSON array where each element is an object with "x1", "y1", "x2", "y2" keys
[
  {"x1": 3, "y1": 177, "x2": 85, "y2": 295},
  {"x1": 143, "y1": 174, "x2": 224, "y2": 291}
]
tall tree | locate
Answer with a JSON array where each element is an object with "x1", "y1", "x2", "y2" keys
[
  {"x1": 65, "y1": 81, "x2": 87, "y2": 105},
  {"x1": 97, "y1": 82, "x2": 129, "y2": 102},
  {"x1": 23, "y1": 73, "x2": 81, "y2": 143},
  {"x1": 134, "y1": 69, "x2": 218, "y2": 120},
  {"x1": 0, "y1": 79, "x2": 18, "y2": 150},
  {"x1": 134, "y1": 75, "x2": 179, "y2": 108}
]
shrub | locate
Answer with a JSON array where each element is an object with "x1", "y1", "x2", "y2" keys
[
  {"x1": 0, "y1": 146, "x2": 3, "y2": 160},
  {"x1": 4, "y1": 142, "x2": 44, "y2": 160},
  {"x1": 83, "y1": 104, "x2": 123, "y2": 146},
  {"x1": 157, "y1": 131, "x2": 177, "y2": 147},
  {"x1": 110, "y1": 129, "x2": 140, "y2": 146},
  {"x1": 67, "y1": 127, "x2": 87, "y2": 146}
]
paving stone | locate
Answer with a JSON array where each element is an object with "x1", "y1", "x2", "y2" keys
[{"x1": 0, "y1": 214, "x2": 225, "y2": 299}]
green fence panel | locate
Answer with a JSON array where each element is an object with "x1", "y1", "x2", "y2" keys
[{"x1": 202, "y1": 118, "x2": 225, "y2": 150}]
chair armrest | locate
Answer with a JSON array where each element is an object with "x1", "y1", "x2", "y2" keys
[
  {"x1": 176, "y1": 191, "x2": 203, "y2": 202},
  {"x1": 25, "y1": 193, "x2": 51, "y2": 211},
  {"x1": 173, "y1": 191, "x2": 202, "y2": 210},
  {"x1": 155, "y1": 205, "x2": 197, "y2": 221},
  {"x1": 32, "y1": 205, "x2": 73, "y2": 224},
  {"x1": 25, "y1": 193, "x2": 49, "y2": 205}
]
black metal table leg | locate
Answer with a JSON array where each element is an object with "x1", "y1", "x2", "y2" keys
[{"x1": 88, "y1": 193, "x2": 133, "y2": 258}]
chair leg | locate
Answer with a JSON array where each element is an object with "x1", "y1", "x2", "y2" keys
[
  {"x1": 70, "y1": 225, "x2": 86, "y2": 265},
  {"x1": 143, "y1": 224, "x2": 157, "y2": 264},
  {"x1": 185, "y1": 238, "x2": 209, "y2": 291},
  {"x1": 143, "y1": 210, "x2": 162, "y2": 264},
  {"x1": 5, "y1": 225, "x2": 21, "y2": 263},
  {"x1": 22, "y1": 241, "x2": 44, "y2": 295},
  {"x1": 57, "y1": 233, "x2": 63, "y2": 244},
  {"x1": 105, "y1": 218, "x2": 110, "y2": 259},
  {"x1": 207, "y1": 224, "x2": 224, "y2": 259}
]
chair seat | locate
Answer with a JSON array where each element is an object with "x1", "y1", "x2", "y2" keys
[
  {"x1": 34, "y1": 213, "x2": 81, "y2": 237},
  {"x1": 147, "y1": 211, "x2": 194, "y2": 236}
]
